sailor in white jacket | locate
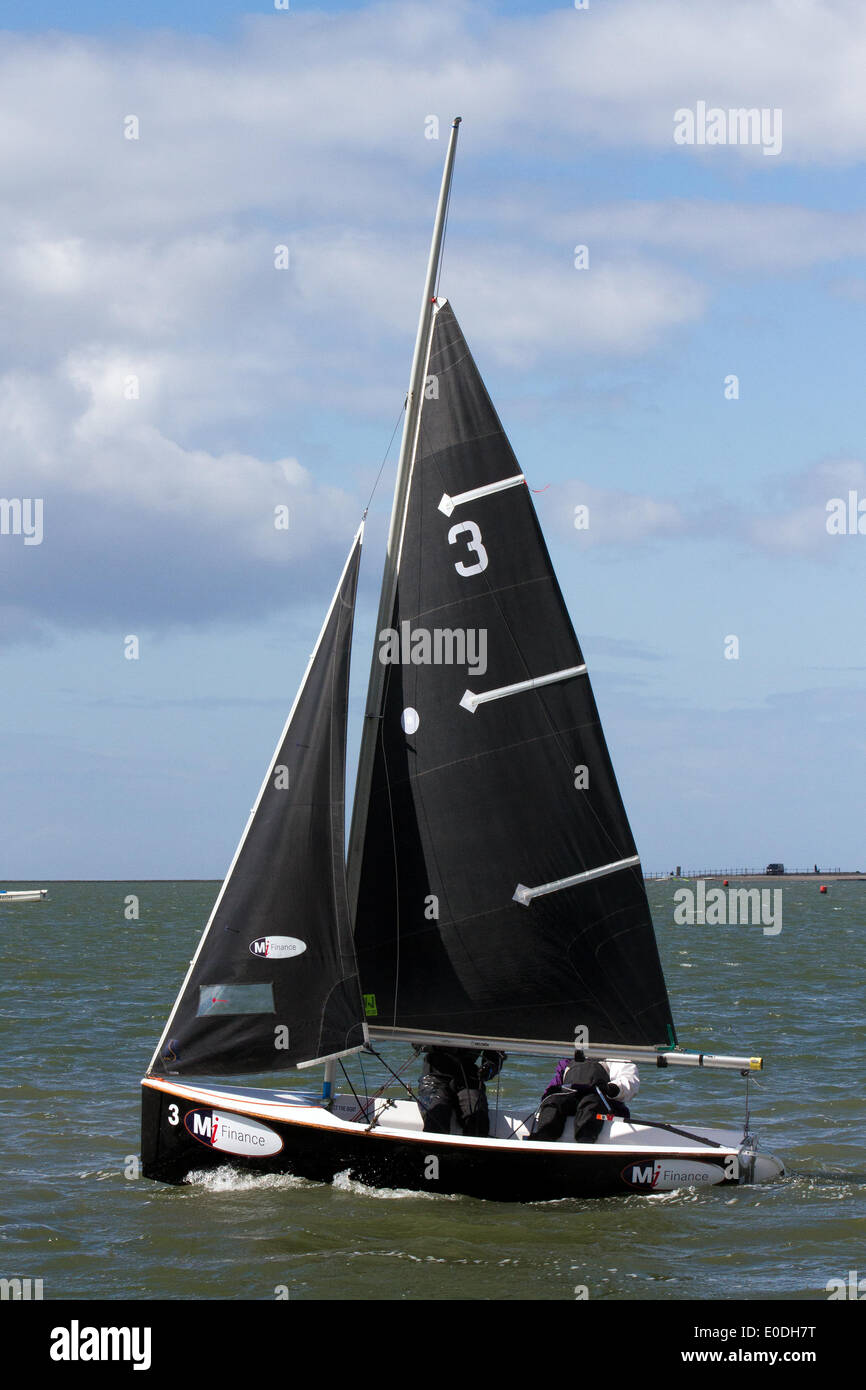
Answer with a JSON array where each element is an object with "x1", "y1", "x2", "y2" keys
[
  {"x1": 604, "y1": 1059, "x2": 640, "y2": 1105},
  {"x1": 531, "y1": 1055, "x2": 639, "y2": 1142}
]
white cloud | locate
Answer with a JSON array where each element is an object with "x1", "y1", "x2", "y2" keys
[
  {"x1": 746, "y1": 457, "x2": 866, "y2": 554},
  {"x1": 524, "y1": 202, "x2": 866, "y2": 274},
  {"x1": 1, "y1": 1, "x2": 863, "y2": 638},
  {"x1": 535, "y1": 456, "x2": 866, "y2": 558},
  {"x1": 540, "y1": 480, "x2": 689, "y2": 547},
  {"x1": 0, "y1": 350, "x2": 356, "y2": 554}
]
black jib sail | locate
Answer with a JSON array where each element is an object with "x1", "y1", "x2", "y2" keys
[
  {"x1": 352, "y1": 302, "x2": 676, "y2": 1051},
  {"x1": 150, "y1": 530, "x2": 367, "y2": 1076}
]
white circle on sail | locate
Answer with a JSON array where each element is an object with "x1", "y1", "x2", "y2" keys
[{"x1": 401, "y1": 707, "x2": 420, "y2": 734}]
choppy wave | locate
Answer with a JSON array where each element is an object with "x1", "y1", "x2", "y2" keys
[
  {"x1": 182, "y1": 1166, "x2": 310, "y2": 1193},
  {"x1": 331, "y1": 1169, "x2": 457, "y2": 1200},
  {"x1": 7, "y1": 880, "x2": 866, "y2": 1300}
]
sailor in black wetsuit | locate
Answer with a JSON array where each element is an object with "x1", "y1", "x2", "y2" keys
[{"x1": 415, "y1": 1047, "x2": 506, "y2": 1137}]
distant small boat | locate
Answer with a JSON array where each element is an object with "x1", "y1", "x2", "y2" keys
[{"x1": 0, "y1": 889, "x2": 48, "y2": 903}]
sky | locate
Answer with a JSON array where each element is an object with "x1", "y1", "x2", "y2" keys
[{"x1": 1, "y1": 0, "x2": 864, "y2": 879}]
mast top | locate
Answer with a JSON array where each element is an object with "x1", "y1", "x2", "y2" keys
[{"x1": 346, "y1": 112, "x2": 463, "y2": 921}]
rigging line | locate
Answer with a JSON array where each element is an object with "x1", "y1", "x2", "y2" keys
[
  {"x1": 366, "y1": 1046, "x2": 423, "y2": 1106},
  {"x1": 594, "y1": 1085, "x2": 611, "y2": 1117},
  {"x1": 618, "y1": 1119, "x2": 727, "y2": 1148},
  {"x1": 363, "y1": 401, "x2": 408, "y2": 516},
  {"x1": 345, "y1": 1050, "x2": 415, "y2": 1124},
  {"x1": 457, "y1": 1054, "x2": 481, "y2": 1117},
  {"x1": 434, "y1": 163, "x2": 455, "y2": 302},
  {"x1": 392, "y1": 390, "x2": 461, "y2": 956},
  {"x1": 377, "y1": 664, "x2": 403, "y2": 1032},
  {"x1": 339, "y1": 1058, "x2": 371, "y2": 1124},
  {"x1": 509, "y1": 1103, "x2": 544, "y2": 1140}
]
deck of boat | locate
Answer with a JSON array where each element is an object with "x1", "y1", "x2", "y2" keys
[{"x1": 145, "y1": 1076, "x2": 755, "y2": 1155}]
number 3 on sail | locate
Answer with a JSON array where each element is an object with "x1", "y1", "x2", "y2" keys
[
  {"x1": 140, "y1": 121, "x2": 785, "y2": 1201},
  {"x1": 448, "y1": 520, "x2": 489, "y2": 576}
]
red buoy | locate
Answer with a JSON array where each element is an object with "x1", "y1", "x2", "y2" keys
[
  {"x1": 723, "y1": 879, "x2": 729, "y2": 887},
  {"x1": 819, "y1": 885, "x2": 828, "y2": 893}
]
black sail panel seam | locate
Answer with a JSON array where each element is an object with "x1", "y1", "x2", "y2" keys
[
  {"x1": 398, "y1": 881, "x2": 648, "y2": 938},
  {"x1": 402, "y1": 574, "x2": 554, "y2": 625},
  {"x1": 370, "y1": 701, "x2": 638, "y2": 873},
  {"x1": 380, "y1": 718, "x2": 611, "y2": 784}
]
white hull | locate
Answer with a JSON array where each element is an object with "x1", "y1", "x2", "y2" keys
[
  {"x1": 0, "y1": 889, "x2": 48, "y2": 903},
  {"x1": 142, "y1": 1077, "x2": 785, "y2": 1197}
]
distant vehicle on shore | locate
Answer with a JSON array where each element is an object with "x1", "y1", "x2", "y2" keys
[{"x1": 765, "y1": 863, "x2": 785, "y2": 875}]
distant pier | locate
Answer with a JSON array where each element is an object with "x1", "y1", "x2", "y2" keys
[{"x1": 646, "y1": 870, "x2": 865, "y2": 882}]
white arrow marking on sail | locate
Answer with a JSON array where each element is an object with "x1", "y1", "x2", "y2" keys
[
  {"x1": 460, "y1": 664, "x2": 587, "y2": 713},
  {"x1": 513, "y1": 855, "x2": 642, "y2": 906},
  {"x1": 438, "y1": 474, "x2": 525, "y2": 516}
]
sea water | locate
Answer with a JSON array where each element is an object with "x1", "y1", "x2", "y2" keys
[{"x1": 1, "y1": 879, "x2": 863, "y2": 1302}]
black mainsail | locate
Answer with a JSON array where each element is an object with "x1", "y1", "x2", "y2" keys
[
  {"x1": 352, "y1": 302, "x2": 676, "y2": 1051},
  {"x1": 150, "y1": 530, "x2": 367, "y2": 1076}
]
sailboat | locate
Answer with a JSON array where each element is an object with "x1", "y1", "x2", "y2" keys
[{"x1": 140, "y1": 121, "x2": 784, "y2": 1200}]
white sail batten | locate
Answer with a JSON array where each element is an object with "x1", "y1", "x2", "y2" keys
[
  {"x1": 513, "y1": 854, "x2": 641, "y2": 906},
  {"x1": 437, "y1": 473, "x2": 525, "y2": 516},
  {"x1": 460, "y1": 664, "x2": 587, "y2": 714}
]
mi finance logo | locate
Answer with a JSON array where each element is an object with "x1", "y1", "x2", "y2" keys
[
  {"x1": 50, "y1": 1320, "x2": 152, "y2": 1371},
  {"x1": 623, "y1": 1160, "x2": 722, "y2": 1190},
  {"x1": 249, "y1": 935, "x2": 306, "y2": 959},
  {"x1": 183, "y1": 1106, "x2": 283, "y2": 1157}
]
